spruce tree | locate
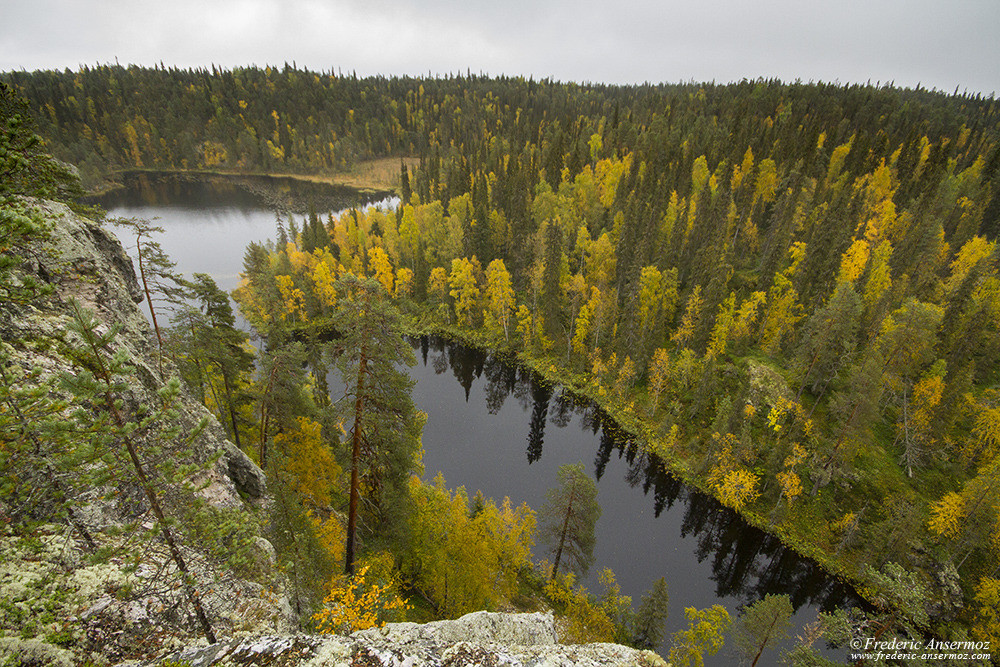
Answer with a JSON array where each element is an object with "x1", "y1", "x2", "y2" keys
[
  {"x1": 630, "y1": 577, "x2": 670, "y2": 650},
  {"x1": 183, "y1": 273, "x2": 255, "y2": 450}
]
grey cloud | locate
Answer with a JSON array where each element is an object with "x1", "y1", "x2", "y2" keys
[{"x1": 0, "y1": 0, "x2": 996, "y2": 93}]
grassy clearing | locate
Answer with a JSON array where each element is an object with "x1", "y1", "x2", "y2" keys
[{"x1": 256, "y1": 156, "x2": 419, "y2": 193}]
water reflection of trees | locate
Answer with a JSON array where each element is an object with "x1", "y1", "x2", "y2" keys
[
  {"x1": 410, "y1": 336, "x2": 859, "y2": 614},
  {"x1": 526, "y1": 383, "x2": 551, "y2": 464},
  {"x1": 92, "y1": 171, "x2": 389, "y2": 216}
]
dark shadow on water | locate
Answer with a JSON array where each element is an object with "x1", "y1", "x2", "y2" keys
[{"x1": 526, "y1": 382, "x2": 551, "y2": 464}]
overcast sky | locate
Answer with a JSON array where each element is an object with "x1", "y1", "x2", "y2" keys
[{"x1": 1, "y1": 0, "x2": 997, "y2": 94}]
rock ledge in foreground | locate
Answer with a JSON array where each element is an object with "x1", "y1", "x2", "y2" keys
[{"x1": 151, "y1": 611, "x2": 666, "y2": 667}]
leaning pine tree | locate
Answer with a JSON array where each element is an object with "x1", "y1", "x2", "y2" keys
[
  {"x1": 541, "y1": 462, "x2": 601, "y2": 579},
  {"x1": 731, "y1": 594, "x2": 793, "y2": 667},
  {"x1": 61, "y1": 301, "x2": 222, "y2": 642}
]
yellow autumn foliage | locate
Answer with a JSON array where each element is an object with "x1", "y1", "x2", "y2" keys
[
  {"x1": 395, "y1": 267, "x2": 414, "y2": 298},
  {"x1": 368, "y1": 246, "x2": 395, "y2": 294},
  {"x1": 928, "y1": 492, "x2": 965, "y2": 540},
  {"x1": 308, "y1": 509, "x2": 345, "y2": 565},
  {"x1": 312, "y1": 558, "x2": 409, "y2": 634},
  {"x1": 310, "y1": 257, "x2": 340, "y2": 311},
  {"x1": 275, "y1": 274, "x2": 306, "y2": 322},
  {"x1": 775, "y1": 470, "x2": 802, "y2": 503},
  {"x1": 272, "y1": 416, "x2": 341, "y2": 509},
  {"x1": 837, "y1": 239, "x2": 870, "y2": 286},
  {"x1": 403, "y1": 475, "x2": 535, "y2": 618},
  {"x1": 543, "y1": 569, "x2": 625, "y2": 644},
  {"x1": 715, "y1": 469, "x2": 760, "y2": 511},
  {"x1": 972, "y1": 577, "x2": 1000, "y2": 647}
]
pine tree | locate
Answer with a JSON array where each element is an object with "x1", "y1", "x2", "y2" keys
[
  {"x1": 540, "y1": 462, "x2": 601, "y2": 579},
  {"x1": 0, "y1": 347, "x2": 97, "y2": 549},
  {"x1": 334, "y1": 275, "x2": 425, "y2": 574},
  {"x1": 109, "y1": 217, "x2": 189, "y2": 371},
  {"x1": 731, "y1": 594, "x2": 793, "y2": 667},
  {"x1": 61, "y1": 300, "x2": 218, "y2": 642},
  {"x1": 255, "y1": 342, "x2": 313, "y2": 467}
]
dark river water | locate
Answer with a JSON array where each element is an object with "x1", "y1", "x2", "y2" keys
[{"x1": 94, "y1": 173, "x2": 859, "y2": 656}]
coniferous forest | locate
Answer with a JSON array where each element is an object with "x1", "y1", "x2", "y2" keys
[{"x1": 5, "y1": 64, "x2": 1000, "y2": 660}]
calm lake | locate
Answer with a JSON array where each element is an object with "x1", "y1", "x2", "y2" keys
[
  {"x1": 94, "y1": 172, "x2": 858, "y2": 655},
  {"x1": 94, "y1": 171, "x2": 397, "y2": 293}
]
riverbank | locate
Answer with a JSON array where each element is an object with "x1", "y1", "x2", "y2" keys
[
  {"x1": 276, "y1": 302, "x2": 860, "y2": 596},
  {"x1": 397, "y1": 313, "x2": 935, "y2": 624}
]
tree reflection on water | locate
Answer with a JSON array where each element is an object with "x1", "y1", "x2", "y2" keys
[{"x1": 413, "y1": 335, "x2": 859, "y2": 616}]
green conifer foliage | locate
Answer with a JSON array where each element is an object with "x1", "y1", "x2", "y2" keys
[
  {"x1": 540, "y1": 462, "x2": 601, "y2": 580},
  {"x1": 333, "y1": 275, "x2": 425, "y2": 574}
]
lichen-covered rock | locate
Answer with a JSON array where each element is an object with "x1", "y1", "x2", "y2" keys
[
  {"x1": 1, "y1": 199, "x2": 287, "y2": 665},
  {"x1": 0, "y1": 523, "x2": 297, "y2": 666},
  {"x1": 146, "y1": 612, "x2": 666, "y2": 667},
  {"x1": 353, "y1": 611, "x2": 558, "y2": 647},
  {"x1": 7, "y1": 198, "x2": 266, "y2": 506}
]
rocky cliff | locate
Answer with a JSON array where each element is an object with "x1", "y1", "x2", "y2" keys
[
  {"x1": 5, "y1": 198, "x2": 268, "y2": 500},
  {"x1": 1, "y1": 199, "x2": 288, "y2": 665}
]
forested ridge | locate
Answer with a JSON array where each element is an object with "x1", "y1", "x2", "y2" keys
[{"x1": 7, "y1": 64, "x2": 1000, "y2": 656}]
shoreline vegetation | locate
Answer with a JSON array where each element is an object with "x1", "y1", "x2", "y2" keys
[
  {"x1": 399, "y1": 320, "x2": 853, "y2": 577},
  {"x1": 7, "y1": 66, "x2": 1000, "y2": 657},
  {"x1": 99, "y1": 163, "x2": 921, "y2": 610}
]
